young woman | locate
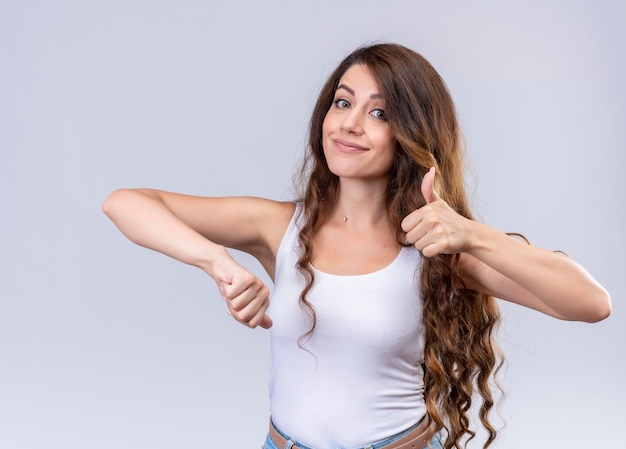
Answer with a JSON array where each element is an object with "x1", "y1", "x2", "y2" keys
[{"x1": 102, "y1": 43, "x2": 610, "y2": 449}]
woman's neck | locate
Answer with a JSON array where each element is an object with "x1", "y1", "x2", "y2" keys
[{"x1": 330, "y1": 178, "x2": 389, "y2": 227}]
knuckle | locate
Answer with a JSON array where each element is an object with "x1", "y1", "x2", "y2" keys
[
  {"x1": 426, "y1": 216, "x2": 439, "y2": 227},
  {"x1": 248, "y1": 316, "x2": 261, "y2": 328},
  {"x1": 233, "y1": 310, "x2": 252, "y2": 325},
  {"x1": 242, "y1": 273, "x2": 255, "y2": 285},
  {"x1": 230, "y1": 303, "x2": 243, "y2": 313},
  {"x1": 229, "y1": 298, "x2": 243, "y2": 312},
  {"x1": 229, "y1": 310, "x2": 243, "y2": 322}
]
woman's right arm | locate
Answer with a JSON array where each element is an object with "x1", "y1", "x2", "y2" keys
[{"x1": 102, "y1": 189, "x2": 295, "y2": 329}]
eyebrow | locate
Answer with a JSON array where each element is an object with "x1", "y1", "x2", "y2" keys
[{"x1": 337, "y1": 84, "x2": 384, "y2": 100}]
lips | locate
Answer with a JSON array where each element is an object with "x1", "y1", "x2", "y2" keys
[{"x1": 333, "y1": 138, "x2": 368, "y2": 153}]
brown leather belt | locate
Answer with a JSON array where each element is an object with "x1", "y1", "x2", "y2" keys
[{"x1": 268, "y1": 416, "x2": 434, "y2": 449}]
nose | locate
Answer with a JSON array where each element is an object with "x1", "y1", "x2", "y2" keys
[{"x1": 340, "y1": 108, "x2": 364, "y2": 134}]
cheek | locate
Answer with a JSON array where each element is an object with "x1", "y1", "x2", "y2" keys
[
  {"x1": 378, "y1": 134, "x2": 396, "y2": 171},
  {"x1": 374, "y1": 130, "x2": 394, "y2": 154},
  {"x1": 321, "y1": 111, "x2": 334, "y2": 135},
  {"x1": 321, "y1": 113, "x2": 334, "y2": 151}
]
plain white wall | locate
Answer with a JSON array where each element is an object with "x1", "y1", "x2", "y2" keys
[{"x1": 1, "y1": 1, "x2": 624, "y2": 448}]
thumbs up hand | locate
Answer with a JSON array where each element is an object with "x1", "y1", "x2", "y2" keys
[
  {"x1": 401, "y1": 167, "x2": 473, "y2": 257},
  {"x1": 212, "y1": 253, "x2": 273, "y2": 329}
]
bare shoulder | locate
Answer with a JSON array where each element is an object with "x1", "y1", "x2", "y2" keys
[
  {"x1": 212, "y1": 197, "x2": 295, "y2": 278},
  {"x1": 241, "y1": 198, "x2": 296, "y2": 252}
]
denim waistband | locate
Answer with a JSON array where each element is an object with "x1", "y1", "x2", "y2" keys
[{"x1": 270, "y1": 415, "x2": 426, "y2": 449}]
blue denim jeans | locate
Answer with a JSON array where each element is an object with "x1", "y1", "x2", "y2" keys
[{"x1": 262, "y1": 419, "x2": 443, "y2": 449}]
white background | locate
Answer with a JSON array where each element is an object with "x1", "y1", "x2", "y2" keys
[{"x1": 1, "y1": 1, "x2": 624, "y2": 448}]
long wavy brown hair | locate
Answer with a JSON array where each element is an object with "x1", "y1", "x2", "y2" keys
[{"x1": 294, "y1": 43, "x2": 503, "y2": 448}]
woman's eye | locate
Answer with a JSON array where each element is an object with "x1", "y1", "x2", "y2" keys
[
  {"x1": 371, "y1": 109, "x2": 386, "y2": 120},
  {"x1": 334, "y1": 99, "x2": 350, "y2": 109}
]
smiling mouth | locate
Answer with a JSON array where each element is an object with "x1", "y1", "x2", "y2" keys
[{"x1": 333, "y1": 139, "x2": 368, "y2": 152}]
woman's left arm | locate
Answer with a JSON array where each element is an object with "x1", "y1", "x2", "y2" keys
[
  {"x1": 458, "y1": 225, "x2": 611, "y2": 322},
  {"x1": 402, "y1": 167, "x2": 611, "y2": 322}
]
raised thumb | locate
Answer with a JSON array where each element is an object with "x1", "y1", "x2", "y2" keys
[{"x1": 421, "y1": 167, "x2": 440, "y2": 204}]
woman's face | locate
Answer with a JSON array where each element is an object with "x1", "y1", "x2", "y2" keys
[{"x1": 322, "y1": 64, "x2": 395, "y2": 182}]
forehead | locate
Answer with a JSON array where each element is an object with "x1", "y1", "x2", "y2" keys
[{"x1": 337, "y1": 64, "x2": 381, "y2": 94}]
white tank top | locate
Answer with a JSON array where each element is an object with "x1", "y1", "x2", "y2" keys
[{"x1": 268, "y1": 204, "x2": 427, "y2": 449}]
